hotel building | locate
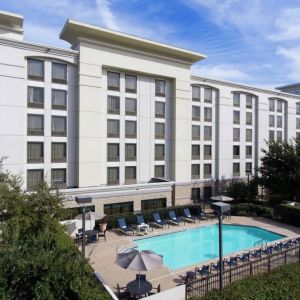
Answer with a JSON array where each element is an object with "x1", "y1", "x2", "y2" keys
[{"x1": 1, "y1": 10, "x2": 300, "y2": 215}]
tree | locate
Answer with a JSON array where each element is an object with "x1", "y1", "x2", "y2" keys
[
  {"x1": 0, "y1": 163, "x2": 110, "y2": 300},
  {"x1": 258, "y1": 140, "x2": 300, "y2": 201}
]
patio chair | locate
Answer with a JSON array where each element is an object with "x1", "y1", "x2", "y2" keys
[
  {"x1": 98, "y1": 229, "x2": 107, "y2": 242},
  {"x1": 249, "y1": 249, "x2": 261, "y2": 259},
  {"x1": 237, "y1": 252, "x2": 250, "y2": 262},
  {"x1": 117, "y1": 218, "x2": 134, "y2": 235},
  {"x1": 136, "y1": 214, "x2": 152, "y2": 232},
  {"x1": 152, "y1": 212, "x2": 169, "y2": 229},
  {"x1": 88, "y1": 233, "x2": 98, "y2": 244},
  {"x1": 149, "y1": 284, "x2": 161, "y2": 295},
  {"x1": 211, "y1": 261, "x2": 223, "y2": 272},
  {"x1": 182, "y1": 208, "x2": 201, "y2": 223},
  {"x1": 116, "y1": 284, "x2": 130, "y2": 299},
  {"x1": 195, "y1": 207, "x2": 207, "y2": 219},
  {"x1": 75, "y1": 233, "x2": 82, "y2": 245},
  {"x1": 195, "y1": 265, "x2": 210, "y2": 277},
  {"x1": 168, "y1": 210, "x2": 185, "y2": 226},
  {"x1": 224, "y1": 257, "x2": 238, "y2": 267},
  {"x1": 262, "y1": 246, "x2": 273, "y2": 255}
]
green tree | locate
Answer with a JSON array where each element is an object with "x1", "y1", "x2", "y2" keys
[
  {"x1": 0, "y1": 163, "x2": 110, "y2": 300},
  {"x1": 258, "y1": 140, "x2": 300, "y2": 201}
]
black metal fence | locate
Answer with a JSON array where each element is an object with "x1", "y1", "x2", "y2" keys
[{"x1": 185, "y1": 244, "x2": 300, "y2": 299}]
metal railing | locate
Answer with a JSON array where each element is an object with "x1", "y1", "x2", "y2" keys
[{"x1": 185, "y1": 244, "x2": 300, "y2": 299}]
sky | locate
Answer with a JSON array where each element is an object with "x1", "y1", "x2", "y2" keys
[{"x1": 1, "y1": 0, "x2": 300, "y2": 89}]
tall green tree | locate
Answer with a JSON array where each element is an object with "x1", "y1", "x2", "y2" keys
[
  {"x1": 259, "y1": 140, "x2": 300, "y2": 200},
  {"x1": 0, "y1": 163, "x2": 110, "y2": 300}
]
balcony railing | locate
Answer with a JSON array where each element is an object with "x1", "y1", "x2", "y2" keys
[
  {"x1": 27, "y1": 157, "x2": 44, "y2": 163},
  {"x1": 27, "y1": 129, "x2": 44, "y2": 136}
]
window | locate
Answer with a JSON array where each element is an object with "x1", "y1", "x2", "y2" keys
[
  {"x1": 52, "y1": 62, "x2": 67, "y2": 84},
  {"x1": 125, "y1": 75, "x2": 137, "y2": 93},
  {"x1": 204, "y1": 126, "x2": 212, "y2": 141},
  {"x1": 246, "y1": 163, "x2": 252, "y2": 175},
  {"x1": 233, "y1": 128, "x2": 240, "y2": 141},
  {"x1": 246, "y1": 112, "x2": 252, "y2": 125},
  {"x1": 233, "y1": 93, "x2": 240, "y2": 107},
  {"x1": 52, "y1": 89, "x2": 67, "y2": 110},
  {"x1": 155, "y1": 165, "x2": 164, "y2": 178},
  {"x1": 246, "y1": 145, "x2": 252, "y2": 158},
  {"x1": 233, "y1": 145, "x2": 240, "y2": 159},
  {"x1": 125, "y1": 166, "x2": 136, "y2": 184},
  {"x1": 277, "y1": 100, "x2": 283, "y2": 112},
  {"x1": 191, "y1": 188, "x2": 200, "y2": 203},
  {"x1": 27, "y1": 114, "x2": 44, "y2": 136},
  {"x1": 107, "y1": 71, "x2": 120, "y2": 91},
  {"x1": 269, "y1": 99, "x2": 275, "y2": 111},
  {"x1": 192, "y1": 125, "x2": 200, "y2": 140},
  {"x1": 204, "y1": 164, "x2": 212, "y2": 178},
  {"x1": 192, "y1": 86, "x2": 200, "y2": 101},
  {"x1": 104, "y1": 201, "x2": 133, "y2": 215},
  {"x1": 297, "y1": 118, "x2": 300, "y2": 129},
  {"x1": 246, "y1": 129, "x2": 252, "y2": 142},
  {"x1": 204, "y1": 88, "x2": 212, "y2": 102},
  {"x1": 191, "y1": 164, "x2": 200, "y2": 179},
  {"x1": 52, "y1": 143, "x2": 66, "y2": 163},
  {"x1": 246, "y1": 95, "x2": 253, "y2": 109},
  {"x1": 204, "y1": 145, "x2": 212, "y2": 159},
  {"x1": 107, "y1": 167, "x2": 119, "y2": 185},
  {"x1": 155, "y1": 101, "x2": 165, "y2": 118},
  {"x1": 141, "y1": 198, "x2": 166, "y2": 211},
  {"x1": 107, "y1": 119, "x2": 119, "y2": 137},
  {"x1": 125, "y1": 144, "x2": 136, "y2": 161},
  {"x1": 51, "y1": 169, "x2": 66, "y2": 189},
  {"x1": 28, "y1": 87, "x2": 44, "y2": 108},
  {"x1": 125, "y1": 98, "x2": 137, "y2": 116},
  {"x1": 155, "y1": 122, "x2": 165, "y2": 139},
  {"x1": 277, "y1": 131, "x2": 283, "y2": 142},
  {"x1": 269, "y1": 130, "x2": 275, "y2": 142},
  {"x1": 204, "y1": 107, "x2": 212, "y2": 122},
  {"x1": 296, "y1": 132, "x2": 300, "y2": 140},
  {"x1": 297, "y1": 103, "x2": 300, "y2": 115},
  {"x1": 125, "y1": 120, "x2": 137, "y2": 138},
  {"x1": 277, "y1": 116, "x2": 282, "y2": 128},
  {"x1": 233, "y1": 163, "x2": 240, "y2": 176},
  {"x1": 27, "y1": 142, "x2": 43, "y2": 163},
  {"x1": 27, "y1": 169, "x2": 43, "y2": 190},
  {"x1": 155, "y1": 144, "x2": 165, "y2": 160},
  {"x1": 155, "y1": 80, "x2": 165, "y2": 96},
  {"x1": 233, "y1": 111, "x2": 240, "y2": 124},
  {"x1": 27, "y1": 58, "x2": 44, "y2": 81},
  {"x1": 269, "y1": 115, "x2": 275, "y2": 127},
  {"x1": 107, "y1": 96, "x2": 120, "y2": 114},
  {"x1": 52, "y1": 116, "x2": 67, "y2": 136},
  {"x1": 192, "y1": 145, "x2": 200, "y2": 160},
  {"x1": 107, "y1": 143, "x2": 119, "y2": 161},
  {"x1": 192, "y1": 106, "x2": 200, "y2": 121}
]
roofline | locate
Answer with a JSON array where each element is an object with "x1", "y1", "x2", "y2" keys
[
  {"x1": 276, "y1": 82, "x2": 300, "y2": 90},
  {"x1": 60, "y1": 19, "x2": 206, "y2": 64},
  {"x1": 191, "y1": 75, "x2": 300, "y2": 99},
  {"x1": 0, "y1": 10, "x2": 23, "y2": 20}
]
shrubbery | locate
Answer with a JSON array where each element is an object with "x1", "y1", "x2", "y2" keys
[
  {"x1": 231, "y1": 203, "x2": 273, "y2": 218},
  {"x1": 196, "y1": 262, "x2": 300, "y2": 300},
  {"x1": 275, "y1": 204, "x2": 300, "y2": 227}
]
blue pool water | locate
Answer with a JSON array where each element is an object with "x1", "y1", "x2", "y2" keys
[{"x1": 135, "y1": 224, "x2": 284, "y2": 270}]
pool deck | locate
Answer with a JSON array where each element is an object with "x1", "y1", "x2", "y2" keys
[{"x1": 85, "y1": 216, "x2": 300, "y2": 294}]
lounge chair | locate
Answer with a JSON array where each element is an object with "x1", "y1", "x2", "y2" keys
[
  {"x1": 262, "y1": 246, "x2": 273, "y2": 255},
  {"x1": 117, "y1": 218, "x2": 134, "y2": 235},
  {"x1": 249, "y1": 249, "x2": 261, "y2": 259},
  {"x1": 224, "y1": 257, "x2": 237, "y2": 267},
  {"x1": 237, "y1": 252, "x2": 250, "y2": 262},
  {"x1": 211, "y1": 261, "x2": 222, "y2": 272},
  {"x1": 136, "y1": 214, "x2": 152, "y2": 232},
  {"x1": 195, "y1": 207, "x2": 207, "y2": 219},
  {"x1": 195, "y1": 265, "x2": 210, "y2": 277},
  {"x1": 183, "y1": 208, "x2": 201, "y2": 223},
  {"x1": 152, "y1": 212, "x2": 169, "y2": 228},
  {"x1": 168, "y1": 210, "x2": 185, "y2": 226}
]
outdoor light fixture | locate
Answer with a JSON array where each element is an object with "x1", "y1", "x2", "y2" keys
[
  {"x1": 75, "y1": 195, "x2": 92, "y2": 260},
  {"x1": 210, "y1": 201, "x2": 231, "y2": 291}
]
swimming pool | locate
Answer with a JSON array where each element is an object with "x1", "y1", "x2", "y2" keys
[{"x1": 135, "y1": 224, "x2": 284, "y2": 270}]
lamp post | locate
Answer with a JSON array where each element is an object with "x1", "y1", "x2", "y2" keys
[
  {"x1": 211, "y1": 202, "x2": 231, "y2": 291},
  {"x1": 75, "y1": 195, "x2": 92, "y2": 261}
]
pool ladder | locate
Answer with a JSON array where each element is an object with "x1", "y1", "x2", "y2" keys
[{"x1": 254, "y1": 239, "x2": 268, "y2": 248}]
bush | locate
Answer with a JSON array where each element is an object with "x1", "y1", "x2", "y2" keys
[
  {"x1": 275, "y1": 203, "x2": 300, "y2": 226},
  {"x1": 231, "y1": 203, "x2": 274, "y2": 218},
  {"x1": 197, "y1": 262, "x2": 300, "y2": 300}
]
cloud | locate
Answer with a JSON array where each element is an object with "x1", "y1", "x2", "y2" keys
[
  {"x1": 192, "y1": 63, "x2": 250, "y2": 82},
  {"x1": 95, "y1": 0, "x2": 119, "y2": 30},
  {"x1": 276, "y1": 46, "x2": 300, "y2": 80},
  {"x1": 269, "y1": 8, "x2": 300, "y2": 41}
]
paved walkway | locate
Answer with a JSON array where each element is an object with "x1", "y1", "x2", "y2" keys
[{"x1": 85, "y1": 216, "x2": 300, "y2": 294}]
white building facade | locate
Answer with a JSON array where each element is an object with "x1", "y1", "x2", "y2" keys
[{"x1": 1, "y1": 10, "x2": 300, "y2": 215}]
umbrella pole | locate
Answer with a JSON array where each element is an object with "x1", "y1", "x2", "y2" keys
[{"x1": 139, "y1": 270, "x2": 140, "y2": 288}]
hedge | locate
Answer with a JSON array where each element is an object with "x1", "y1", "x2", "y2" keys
[
  {"x1": 193, "y1": 262, "x2": 300, "y2": 300},
  {"x1": 275, "y1": 204, "x2": 300, "y2": 226},
  {"x1": 231, "y1": 203, "x2": 274, "y2": 219}
]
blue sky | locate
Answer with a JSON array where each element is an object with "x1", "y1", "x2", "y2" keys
[{"x1": 1, "y1": 0, "x2": 300, "y2": 89}]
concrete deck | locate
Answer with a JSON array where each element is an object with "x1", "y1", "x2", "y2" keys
[{"x1": 85, "y1": 216, "x2": 300, "y2": 294}]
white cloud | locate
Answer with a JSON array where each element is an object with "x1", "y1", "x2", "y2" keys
[
  {"x1": 276, "y1": 46, "x2": 300, "y2": 80},
  {"x1": 95, "y1": 0, "x2": 119, "y2": 30},
  {"x1": 192, "y1": 64, "x2": 250, "y2": 82}
]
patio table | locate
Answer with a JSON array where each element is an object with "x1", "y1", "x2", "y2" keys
[{"x1": 127, "y1": 279, "x2": 152, "y2": 298}]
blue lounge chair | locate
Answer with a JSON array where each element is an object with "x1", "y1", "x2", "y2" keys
[
  {"x1": 249, "y1": 249, "x2": 261, "y2": 259},
  {"x1": 195, "y1": 265, "x2": 210, "y2": 277},
  {"x1": 183, "y1": 208, "x2": 201, "y2": 223},
  {"x1": 117, "y1": 218, "x2": 134, "y2": 235},
  {"x1": 168, "y1": 210, "x2": 185, "y2": 226},
  {"x1": 224, "y1": 257, "x2": 237, "y2": 267},
  {"x1": 211, "y1": 261, "x2": 223, "y2": 272},
  {"x1": 262, "y1": 246, "x2": 273, "y2": 255},
  {"x1": 195, "y1": 207, "x2": 207, "y2": 219},
  {"x1": 237, "y1": 252, "x2": 250, "y2": 262},
  {"x1": 152, "y1": 212, "x2": 168, "y2": 228}
]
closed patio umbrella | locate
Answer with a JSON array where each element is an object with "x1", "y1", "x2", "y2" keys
[{"x1": 210, "y1": 195, "x2": 233, "y2": 202}]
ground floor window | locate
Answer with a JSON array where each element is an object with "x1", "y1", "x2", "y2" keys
[
  {"x1": 104, "y1": 201, "x2": 134, "y2": 215},
  {"x1": 141, "y1": 198, "x2": 167, "y2": 211},
  {"x1": 191, "y1": 188, "x2": 201, "y2": 203}
]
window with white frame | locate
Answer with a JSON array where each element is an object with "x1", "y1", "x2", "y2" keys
[
  {"x1": 28, "y1": 87, "x2": 44, "y2": 108},
  {"x1": 155, "y1": 101, "x2": 165, "y2": 118},
  {"x1": 297, "y1": 103, "x2": 300, "y2": 115},
  {"x1": 204, "y1": 126, "x2": 212, "y2": 141},
  {"x1": 192, "y1": 125, "x2": 200, "y2": 140},
  {"x1": 125, "y1": 120, "x2": 137, "y2": 138},
  {"x1": 155, "y1": 165, "x2": 164, "y2": 178},
  {"x1": 107, "y1": 143, "x2": 119, "y2": 161},
  {"x1": 52, "y1": 89, "x2": 67, "y2": 110},
  {"x1": 192, "y1": 144, "x2": 200, "y2": 160},
  {"x1": 204, "y1": 107, "x2": 212, "y2": 122},
  {"x1": 191, "y1": 164, "x2": 200, "y2": 179},
  {"x1": 269, "y1": 99, "x2": 275, "y2": 111},
  {"x1": 192, "y1": 86, "x2": 200, "y2": 101},
  {"x1": 233, "y1": 128, "x2": 240, "y2": 141},
  {"x1": 155, "y1": 122, "x2": 165, "y2": 139},
  {"x1": 246, "y1": 129, "x2": 252, "y2": 142},
  {"x1": 246, "y1": 112, "x2": 252, "y2": 125},
  {"x1": 277, "y1": 131, "x2": 283, "y2": 142},
  {"x1": 192, "y1": 106, "x2": 201, "y2": 121},
  {"x1": 297, "y1": 118, "x2": 300, "y2": 129},
  {"x1": 155, "y1": 80, "x2": 166, "y2": 96},
  {"x1": 233, "y1": 111, "x2": 240, "y2": 124},
  {"x1": 155, "y1": 144, "x2": 165, "y2": 160},
  {"x1": 233, "y1": 93, "x2": 240, "y2": 107},
  {"x1": 125, "y1": 75, "x2": 137, "y2": 93},
  {"x1": 246, "y1": 95, "x2": 253, "y2": 109},
  {"x1": 204, "y1": 163, "x2": 212, "y2": 178},
  {"x1": 27, "y1": 58, "x2": 44, "y2": 81},
  {"x1": 52, "y1": 62, "x2": 67, "y2": 84},
  {"x1": 27, "y1": 142, "x2": 44, "y2": 163},
  {"x1": 107, "y1": 119, "x2": 120, "y2": 137},
  {"x1": 277, "y1": 115, "x2": 282, "y2": 128},
  {"x1": 204, "y1": 145, "x2": 212, "y2": 159},
  {"x1": 125, "y1": 166, "x2": 136, "y2": 184},
  {"x1": 107, "y1": 167, "x2": 119, "y2": 185},
  {"x1": 125, "y1": 98, "x2": 137, "y2": 116},
  {"x1": 233, "y1": 163, "x2": 240, "y2": 176},
  {"x1": 27, "y1": 169, "x2": 43, "y2": 191},
  {"x1": 27, "y1": 114, "x2": 44, "y2": 136},
  {"x1": 51, "y1": 168, "x2": 66, "y2": 189},
  {"x1": 233, "y1": 145, "x2": 240, "y2": 159},
  {"x1": 107, "y1": 96, "x2": 120, "y2": 114},
  {"x1": 246, "y1": 145, "x2": 252, "y2": 158},
  {"x1": 269, "y1": 130, "x2": 275, "y2": 142},
  {"x1": 52, "y1": 116, "x2": 67, "y2": 136},
  {"x1": 125, "y1": 143, "x2": 136, "y2": 161},
  {"x1": 51, "y1": 143, "x2": 66, "y2": 163},
  {"x1": 107, "y1": 71, "x2": 120, "y2": 91},
  {"x1": 277, "y1": 100, "x2": 283, "y2": 112},
  {"x1": 269, "y1": 115, "x2": 275, "y2": 127},
  {"x1": 204, "y1": 88, "x2": 212, "y2": 103},
  {"x1": 246, "y1": 162, "x2": 252, "y2": 174}
]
